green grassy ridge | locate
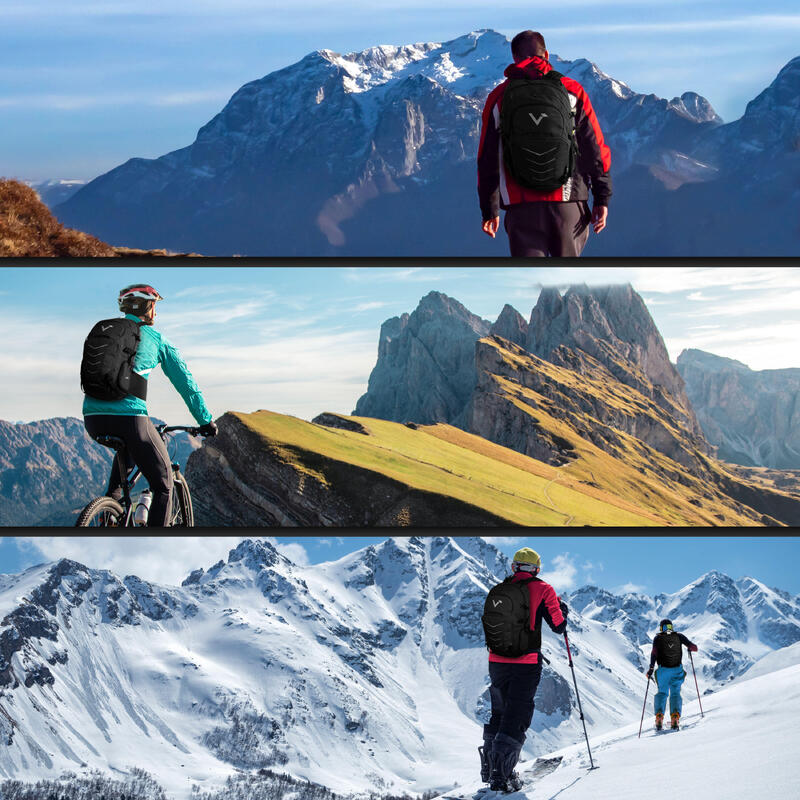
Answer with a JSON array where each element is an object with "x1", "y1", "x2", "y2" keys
[
  {"x1": 232, "y1": 410, "x2": 661, "y2": 527},
  {"x1": 478, "y1": 337, "x2": 778, "y2": 526}
]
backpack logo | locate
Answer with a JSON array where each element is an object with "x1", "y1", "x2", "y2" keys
[
  {"x1": 529, "y1": 112, "x2": 548, "y2": 125},
  {"x1": 492, "y1": 599, "x2": 503, "y2": 608},
  {"x1": 101, "y1": 324, "x2": 114, "y2": 332}
]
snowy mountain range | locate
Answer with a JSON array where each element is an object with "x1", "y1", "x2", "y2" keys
[
  {"x1": 53, "y1": 31, "x2": 799, "y2": 256},
  {"x1": 1, "y1": 536, "x2": 798, "y2": 799}
]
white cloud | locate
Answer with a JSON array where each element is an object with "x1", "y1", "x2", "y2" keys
[
  {"x1": 544, "y1": 553, "x2": 578, "y2": 592},
  {"x1": 353, "y1": 301, "x2": 388, "y2": 312},
  {"x1": 614, "y1": 582, "x2": 648, "y2": 594},
  {"x1": 265, "y1": 537, "x2": 309, "y2": 566},
  {"x1": 18, "y1": 536, "x2": 245, "y2": 586},
  {"x1": 481, "y1": 536, "x2": 526, "y2": 548}
]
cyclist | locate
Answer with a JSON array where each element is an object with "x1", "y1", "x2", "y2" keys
[{"x1": 83, "y1": 284, "x2": 217, "y2": 526}]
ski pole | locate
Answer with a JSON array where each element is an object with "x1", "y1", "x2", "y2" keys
[
  {"x1": 638, "y1": 674, "x2": 653, "y2": 739},
  {"x1": 689, "y1": 650, "x2": 704, "y2": 718},
  {"x1": 563, "y1": 632, "x2": 597, "y2": 770}
]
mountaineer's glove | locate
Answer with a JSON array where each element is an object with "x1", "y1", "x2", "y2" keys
[
  {"x1": 646, "y1": 668, "x2": 654, "y2": 680},
  {"x1": 559, "y1": 600, "x2": 569, "y2": 620},
  {"x1": 199, "y1": 421, "x2": 218, "y2": 437}
]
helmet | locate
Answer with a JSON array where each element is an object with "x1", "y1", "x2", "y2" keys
[
  {"x1": 118, "y1": 284, "x2": 163, "y2": 318},
  {"x1": 659, "y1": 619, "x2": 674, "y2": 633},
  {"x1": 512, "y1": 547, "x2": 541, "y2": 574}
]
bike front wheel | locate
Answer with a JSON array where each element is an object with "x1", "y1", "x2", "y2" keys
[
  {"x1": 170, "y1": 470, "x2": 194, "y2": 527},
  {"x1": 75, "y1": 496, "x2": 126, "y2": 527}
]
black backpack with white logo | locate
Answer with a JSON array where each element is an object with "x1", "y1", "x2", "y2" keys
[
  {"x1": 655, "y1": 631, "x2": 683, "y2": 668},
  {"x1": 482, "y1": 576, "x2": 536, "y2": 658},
  {"x1": 500, "y1": 71, "x2": 577, "y2": 192},
  {"x1": 80, "y1": 318, "x2": 148, "y2": 401}
]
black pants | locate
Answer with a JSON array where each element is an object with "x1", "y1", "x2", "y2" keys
[
  {"x1": 84, "y1": 415, "x2": 173, "y2": 526},
  {"x1": 504, "y1": 201, "x2": 591, "y2": 257},
  {"x1": 485, "y1": 661, "x2": 543, "y2": 745}
]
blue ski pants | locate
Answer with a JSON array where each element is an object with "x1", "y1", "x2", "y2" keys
[{"x1": 654, "y1": 665, "x2": 686, "y2": 716}]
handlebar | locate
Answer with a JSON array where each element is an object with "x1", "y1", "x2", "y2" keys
[{"x1": 156, "y1": 424, "x2": 202, "y2": 436}]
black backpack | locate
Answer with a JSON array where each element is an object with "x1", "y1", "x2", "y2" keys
[
  {"x1": 482, "y1": 576, "x2": 536, "y2": 658},
  {"x1": 654, "y1": 631, "x2": 683, "y2": 668},
  {"x1": 80, "y1": 318, "x2": 148, "y2": 401},
  {"x1": 500, "y1": 71, "x2": 577, "y2": 192}
]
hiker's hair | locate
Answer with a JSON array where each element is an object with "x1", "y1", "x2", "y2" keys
[{"x1": 511, "y1": 31, "x2": 547, "y2": 61}]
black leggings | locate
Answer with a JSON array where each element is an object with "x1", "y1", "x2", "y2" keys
[{"x1": 84, "y1": 415, "x2": 173, "y2": 526}]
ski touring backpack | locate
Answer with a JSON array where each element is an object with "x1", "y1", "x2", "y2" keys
[
  {"x1": 80, "y1": 318, "x2": 148, "y2": 401},
  {"x1": 499, "y1": 71, "x2": 577, "y2": 192},
  {"x1": 482, "y1": 576, "x2": 536, "y2": 658},
  {"x1": 655, "y1": 631, "x2": 683, "y2": 668}
]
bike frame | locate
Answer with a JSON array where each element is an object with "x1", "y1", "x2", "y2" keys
[{"x1": 107, "y1": 424, "x2": 200, "y2": 526}]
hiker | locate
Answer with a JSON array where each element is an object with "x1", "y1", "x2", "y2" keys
[
  {"x1": 82, "y1": 284, "x2": 217, "y2": 526},
  {"x1": 480, "y1": 548, "x2": 568, "y2": 792},
  {"x1": 477, "y1": 30, "x2": 612, "y2": 257},
  {"x1": 646, "y1": 619, "x2": 698, "y2": 730}
]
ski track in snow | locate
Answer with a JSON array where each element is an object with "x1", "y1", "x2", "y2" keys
[{"x1": 442, "y1": 661, "x2": 800, "y2": 800}]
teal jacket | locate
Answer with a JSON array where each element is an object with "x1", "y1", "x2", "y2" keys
[{"x1": 83, "y1": 314, "x2": 213, "y2": 425}]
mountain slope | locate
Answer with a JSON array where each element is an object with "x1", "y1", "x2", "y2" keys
[
  {"x1": 438, "y1": 648, "x2": 800, "y2": 800},
  {"x1": 184, "y1": 410, "x2": 663, "y2": 527},
  {"x1": 0, "y1": 417, "x2": 199, "y2": 526},
  {"x1": 677, "y1": 348, "x2": 800, "y2": 469},
  {"x1": 354, "y1": 288, "x2": 800, "y2": 526},
  {"x1": 56, "y1": 29, "x2": 796, "y2": 257}
]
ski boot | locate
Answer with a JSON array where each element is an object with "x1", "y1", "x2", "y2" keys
[
  {"x1": 655, "y1": 712, "x2": 664, "y2": 731},
  {"x1": 670, "y1": 712, "x2": 680, "y2": 730},
  {"x1": 488, "y1": 733, "x2": 523, "y2": 793}
]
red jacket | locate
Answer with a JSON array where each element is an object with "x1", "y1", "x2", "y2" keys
[
  {"x1": 477, "y1": 56, "x2": 612, "y2": 220},
  {"x1": 489, "y1": 572, "x2": 567, "y2": 665}
]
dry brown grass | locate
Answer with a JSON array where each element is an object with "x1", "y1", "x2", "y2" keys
[
  {"x1": 0, "y1": 179, "x2": 202, "y2": 257},
  {"x1": 0, "y1": 178, "x2": 117, "y2": 256}
]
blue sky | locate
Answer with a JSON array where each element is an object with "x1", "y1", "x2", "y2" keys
[
  {"x1": 1, "y1": 265, "x2": 799, "y2": 426},
  {"x1": 2, "y1": 1, "x2": 799, "y2": 180},
  {"x1": 3, "y1": 536, "x2": 800, "y2": 596}
]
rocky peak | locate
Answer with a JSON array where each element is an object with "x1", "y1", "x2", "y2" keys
[
  {"x1": 354, "y1": 291, "x2": 491, "y2": 425},
  {"x1": 528, "y1": 284, "x2": 700, "y2": 429},
  {"x1": 490, "y1": 304, "x2": 529, "y2": 347}
]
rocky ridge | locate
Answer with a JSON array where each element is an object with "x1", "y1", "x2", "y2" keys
[
  {"x1": 677, "y1": 348, "x2": 800, "y2": 469},
  {"x1": 353, "y1": 286, "x2": 800, "y2": 525}
]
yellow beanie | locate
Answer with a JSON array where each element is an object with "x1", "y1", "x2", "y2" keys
[{"x1": 512, "y1": 547, "x2": 541, "y2": 568}]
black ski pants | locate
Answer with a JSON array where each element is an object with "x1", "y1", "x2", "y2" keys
[
  {"x1": 504, "y1": 201, "x2": 591, "y2": 257},
  {"x1": 84, "y1": 414, "x2": 173, "y2": 526},
  {"x1": 485, "y1": 661, "x2": 543, "y2": 745}
]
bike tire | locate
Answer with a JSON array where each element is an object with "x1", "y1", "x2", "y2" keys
[
  {"x1": 171, "y1": 470, "x2": 194, "y2": 527},
  {"x1": 75, "y1": 496, "x2": 126, "y2": 527}
]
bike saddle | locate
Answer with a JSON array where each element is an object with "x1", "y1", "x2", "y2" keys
[{"x1": 94, "y1": 434, "x2": 126, "y2": 452}]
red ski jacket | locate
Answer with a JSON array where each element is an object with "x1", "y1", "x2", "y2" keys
[
  {"x1": 477, "y1": 56, "x2": 612, "y2": 221},
  {"x1": 489, "y1": 572, "x2": 567, "y2": 665}
]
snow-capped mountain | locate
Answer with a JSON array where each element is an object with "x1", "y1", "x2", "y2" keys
[
  {"x1": 56, "y1": 28, "x2": 787, "y2": 257},
  {"x1": 25, "y1": 179, "x2": 86, "y2": 209},
  {"x1": 0, "y1": 537, "x2": 797, "y2": 799}
]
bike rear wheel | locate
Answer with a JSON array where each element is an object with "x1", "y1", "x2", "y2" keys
[
  {"x1": 170, "y1": 470, "x2": 194, "y2": 527},
  {"x1": 75, "y1": 496, "x2": 126, "y2": 527}
]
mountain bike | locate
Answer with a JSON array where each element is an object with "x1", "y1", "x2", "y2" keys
[{"x1": 75, "y1": 424, "x2": 201, "y2": 527}]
